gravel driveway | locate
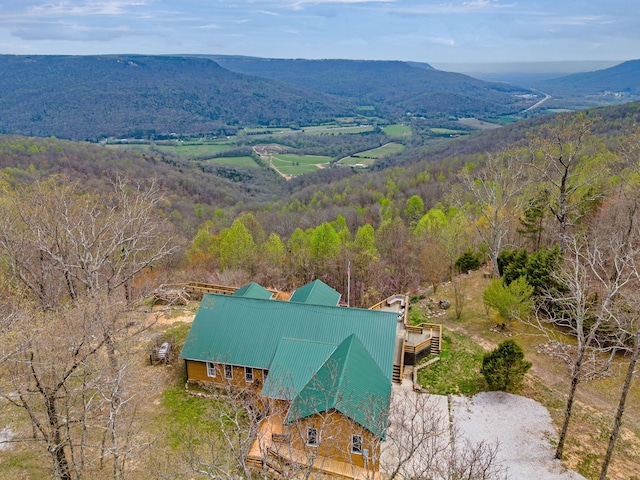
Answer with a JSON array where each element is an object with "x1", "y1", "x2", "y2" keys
[{"x1": 451, "y1": 392, "x2": 586, "y2": 479}]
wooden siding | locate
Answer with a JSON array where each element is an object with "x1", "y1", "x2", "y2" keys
[
  {"x1": 185, "y1": 360, "x2": 267, "y2": 389},
  {"x1": 248, "y1": 407, "x2": 381, "y2": 479}
]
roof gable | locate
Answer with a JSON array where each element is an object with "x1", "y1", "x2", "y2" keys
[
  {"x1": 261, "y1": 338, "x2": 337, "y2": 400},
  {"x1": 289, "y1": 279, "x2": 341, "y2": 306},
  {"x1": 286, "y1": 334, "x2": 391, "y2": 437},
  {"x1": 232, "y1": 282, "x2": 273, "y2": 300},
  {"x1": 179, "y1": 293, "x2": 397, "y2": 380}
]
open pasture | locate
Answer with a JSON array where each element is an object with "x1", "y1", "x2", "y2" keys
[
  {"x1": 383, "y1": 124, "x2": 412, "y2": 136},
  {"x1": 270, "y1": 153, "x2": 332, "y2": 176},
  {"x1": 206, "y1": 156, "x2": 260, "y2": 168}
]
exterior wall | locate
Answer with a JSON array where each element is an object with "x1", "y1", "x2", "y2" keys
[
  {"x1": 185, "y1": 360, "x2": 267, "y2": 390},
  {"x1": 273, "y1": 411, "x2": 380, "y2": 471}
]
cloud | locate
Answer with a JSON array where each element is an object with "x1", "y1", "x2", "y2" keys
[
  {"x1": 15, "y1": 22, "x2": 135, "y2": 41},
  {"x1": 26, "y1": 1, "x2": 150, "y2": 17},
  {"x1": 426, "y1": 36, "x2": 455, "y2": 46},
  {"x1": 195, "y1": 23, "x2": 222, "y2": 30}
]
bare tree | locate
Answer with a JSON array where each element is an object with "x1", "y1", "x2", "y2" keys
[
  {"x1": 529, "y1": 223, "x2": 637, "y2": 460},
  {"x1": 456, "y1": 149, "x2": 528, "y2": 276},
  {"x1": 0, "y1": 177, "x2": 177, "y2": 479},
  {"x1": 375, "y1": 390, "x2": 506, "y2": 480},
  {"x1": 597, "y1": 184, "x2": 640, "y2": 479},
  {"x1": 527, "y1": 113, "x2": 607, "y2": 250}
]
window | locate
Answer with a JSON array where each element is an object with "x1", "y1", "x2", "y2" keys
[
  {"x1": 263, "y1": 369, "x2": 269, "y2": 378},
  {"x1": 306, "y1": 427, "x2": 318, "y2": 446},
  {"x1": 206, "y1": 362, "x2": 216, "y2": 378},
  {"x1": 224, "y1": 364, "x2": 233, "y2": 379},
  {"x1": 245, "y1": 367, "x2": 254, "y2": 382},
  {"x1": 351, "y1": 435, "x2": 363, "y2": 454}
]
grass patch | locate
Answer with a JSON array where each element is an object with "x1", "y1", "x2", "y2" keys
[
  {"x1": 417, "y1": 329, "x2": 487, "y2": 396},
  {"x1": 383, "y1": 124, "x2": 411, "y2": 136},
  {"x1": 159, "y1": 386, "x2": 219, "y2": 449},
  {"x1": 430, "y1": 127, "x2": 469, "y2": 136},
  {"x1": 353, "y1": 142, "x2": 405, "y2": 159},
  {"x1": 338, "y1": 156, "x2": 372, "y2": 166},
  {"x1": 206, "y1": 156, "x2": 260, "y2": 168},
  {"x1": 302, "y1": 125, "x2": 375, "y2": 135},
  {"x1": 270, "y1": 153, "x2": 332, "y2": 175},
  {"x1": 338, "y1": 142, "x2": 405, "y2": 166}
]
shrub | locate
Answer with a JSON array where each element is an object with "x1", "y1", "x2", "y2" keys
[
  {"x1": 481, "y1": 340, "x2": 531, "y2": 392},
  {"x1": 455, "y1": 249, "x2": 481, "y2": 273},
  {"x1": 482, "y1": 276, "x2": 534, "y2": 324}
]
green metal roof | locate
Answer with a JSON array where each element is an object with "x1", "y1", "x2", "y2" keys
[
  {"x1": 179, "y1": 293, "x2": 397, "y2": 380},
  {"x1": 232, "y1": 282, "x2": 273, "y2": 300},
  {"x1": 286, "y1": 334, "x2": 391, "y2": 438},
  {"x1": 289, "y1": 279, "x2": 341, "y2": 306},
  {"x1": 261, "y1": 338, "x2": 338, "y2": 400}
]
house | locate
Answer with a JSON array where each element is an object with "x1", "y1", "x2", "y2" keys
[{"x1": 179, "y1": 279, "x2": 411, "y2": 478}]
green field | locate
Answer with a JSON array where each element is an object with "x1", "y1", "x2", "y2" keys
[
  {"x1": 338, "y1": 142, "x2": 405, "y2": 167},
  {"x1": 270, "y1": 153, "x2": 332, "y2": 176},
  {"x1": 301, "y1": 125, "x2": 375, "y2": 135},
  {"x1": 207, "y1": 156, "x2": 260, "y2": 168},
  {"x1": 339, "y1": 156, "x2": 370, "y2": 166},
  {"x1": 243, "y1": 127, "x2": 297, "y2": 135},
  {"x1": 383, "y1": 124, "x2": 412, "y2": 136},
  {"x1": 106, "y1": 139, "x2": 237, "y2": 159},
  {"x1": 151, "y1": 142, "x2": 235, "y2": 158},
  {"x1": 430, "y1": 127, "x2": 470, "y2": 136}
]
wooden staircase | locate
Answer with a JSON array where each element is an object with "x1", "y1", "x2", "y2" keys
[
  {"x1": 392, "y1": 364, "x2": 402, "y2": 383},
  {"x1": 430, "y1": 335, "x2": 441, "y2": 354}
]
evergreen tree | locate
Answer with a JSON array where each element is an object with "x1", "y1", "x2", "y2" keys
[{"x1": 481, "y1": 340, "x2": 532, "y2": 392}]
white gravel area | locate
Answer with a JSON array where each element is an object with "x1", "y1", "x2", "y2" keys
[
  {"x1": 0, "y1": 427, "x2": 14, "y2": 451},
  {"x1": 451, "y1": 392, "x2": 586, "y2": 480}
]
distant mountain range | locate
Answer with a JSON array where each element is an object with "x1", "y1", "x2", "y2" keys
[
  {"x1": 0, "y1": 55, "x2": 534, "y2": 141},
  {"x1": 207, "y1": 56, "x2": 534, "y2": 119},
  {"x1": 0, "y1": 55, "x2": 354, "y2": 140},
  {"x1": 539, "y1": 59, "x2": 640, "y2": 96},
  {"x1": 1, "y1": 54, "x2": 637, "y2": 141}
]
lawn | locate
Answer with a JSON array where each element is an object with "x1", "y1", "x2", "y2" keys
[{"x1": 417, "y1": 329, "x2": 487, "y2": 396}]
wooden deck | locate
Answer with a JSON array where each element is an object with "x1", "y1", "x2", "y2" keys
[
  {"x1": 153, "y1": 281, "x2": 288, "y2": 301},
  {"x1": 405, "y1": 323, "x2": 442, "y2": 354},
  {"x1": 248, "y1": 415, "x2": 381, "y2": 479}
]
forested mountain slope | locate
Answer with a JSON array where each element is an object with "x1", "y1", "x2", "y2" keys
[
  {"x1": 0, "y1": 135, "x2": 285, "y2": 231},
  {"x1": 208, "y1": 56, "x2": 536, "y2": 118},
  {"x1": 541, "y1": 59, "x2": 640, "y2": 96},
  {"x1": 0, "y1": 55, "x2": 355, "y2": 141}
]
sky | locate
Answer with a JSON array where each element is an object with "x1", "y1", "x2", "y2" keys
[{"x1": 0, "y1": 0, "x2": 638, "y2": 64}]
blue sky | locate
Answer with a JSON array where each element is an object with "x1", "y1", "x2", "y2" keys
[{"x1": 0, "y1": 0, "x2": 637, "y2": 64}]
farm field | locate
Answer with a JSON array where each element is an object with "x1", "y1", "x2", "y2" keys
[
  {"x1": 270, "y1": 153, "x2": 332, "y2": 176},
  {"x1": 383, "y1": 124, "x2": 412, "y2": 136},
  {"x1": 338, "y1": 142, "x2": 405, "y2": 166},
  {"x1": 457, "y1": 117, "x2": 503, "y2": 130},
  {"x1": 206, "y1": 156, "x2": 260, "y2": 168},
  {"x1": 430, "y1": 127, "x2": 470, "y2": 136},
  {"x1": 150, "y1": 142, "x2": 235, "y2": 158},
  {"x1": 301, "y1": 125, "x2": 375, "y2": 135},
  {"x1": 106, "y1": 139, "x2": 237, "y2": 159}
]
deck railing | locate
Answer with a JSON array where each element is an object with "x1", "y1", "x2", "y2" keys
[{"x1": 405, "y1": 323, "x2": 442, "y2": 353}]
